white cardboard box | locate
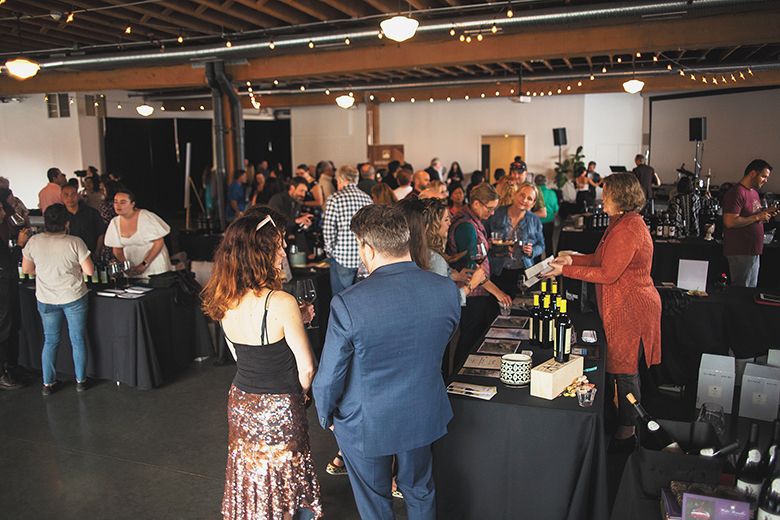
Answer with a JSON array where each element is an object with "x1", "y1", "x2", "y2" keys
[
  {"x1": 530, "y1": 355, "x2": 583, "y2": 400},
  {"x1": 696, "y1": 354, "x2": 736, "y2": 413},
  {"x1": 738, "y1": 363, "x2": 780, "y2": 422},
  {"x1": 767, "y1": 350, "x2": 780, "y2": 368}
]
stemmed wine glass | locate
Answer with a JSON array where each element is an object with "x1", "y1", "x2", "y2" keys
[
  {"x1": 295, "y1": 279, "x2": 318, "y2": 329},
  {"x1": 472, "y1": 242, "x2": 488, "y2": 268}
]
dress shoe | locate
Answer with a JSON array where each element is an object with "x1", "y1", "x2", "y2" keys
[
  {"x1": 41, "y1": 383, "x2": 56, "y2": 396},
  {"x1": 0, "y1": 371, "x2": 22, "y2": 390},
  {"x1": 76, "y1": 380, "x2": 89, "y2": 392}
]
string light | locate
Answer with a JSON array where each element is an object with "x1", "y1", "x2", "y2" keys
[
  {"x1": 429, "y1": 97, "x2": 434, "y2": 103},
  {"x1": 325, "y1": 89, "x2": 330, "y2": 95},
  {"x1": 495, "y1": 90, "x2": 500, "y2": 96},
  {"x1": 410, "y1": 97, "x2": 415, "y2": 103},
  {"x1": 225, "y1": 40, "x2": 232, "y2": 48},
  {"x1": 66, "y1": 12, "x2": 74, "y2": 23},
  {"x1": 477, "y1": 34, "x2": 483, "y2": 42},
  {"x1": 712, "y1": 77, "x2": 718, "y2": 85},
  {"x1": 548, "y1": 90, "x2": 552, "y2": 96},
  {"x1": 667, "y1": 64, "x2": 672, "y2": 70},
  {"x1": 177, "y1": 35, "x2": 184, "y2": 44},
  {"x1": 199, "y1": 105, "x2": 205, "y2": 110},
  {"x1": 124, "y1": 25, "x2": 132, "y2": 34},
  {"x1": 464, "y1": 95, "x2": 469, "y2": 100},
  {"x1": 653, "y1": 55, "x2": 659, "y2": 62},
  {"x1": 601, "y1": 66, "x2": 607, "y2": 73},
  {"x1": 690, "y1": 73, "x2": 695, "y2": 80},
  {"x1": 566, "y1": 85, "x2": 571, "y2": 91},
  {"x1": 556, "y1": 88, "x2": 562, "y2": 94},
  {"x1": 577, "y1": 80, "x2": 582, "y2": 86},
  {"x1": 702, "y1": 76, "x2": 707, "y2": 83},
  {"x1": 679, "y1": 69, "x2": 685, "y2": 76},
  {"x1": 617, "y1": 57, "x2": 622, "y2": 64},
  {"x1": 540, "y1": 92, "x2": 545, "y2": 97},
  {"x1": 465, "y1": 35, "x2": 472, "y2": 43},
  {"x1": 246, "y1": 81, "x2": 251, "y2": 87},
  {"x1": 532, "y1": 92, "x2": 537, "y2": 97},
  {"x1": 450, "y1": 27, "x2": 456, "y2": 36},
  {"x1": 480, "y1": 93, "x2": 485, "y2": 98},
  {"x1": 748, "y1": 67, "x2": 753, "y2": 76},
  {"x1": 160, "y1": 106, "x2": 165, "y2": 111},
  {"x1": 390, "y1": 96, "x2": 395, "y2": 102},
  {"x1": 446, "y1": 96, "x2": 451, "y2": 102},
  {"x1": 509, "y1": 88, "x2": 515, "y2": 94},
  {"x1": 525, "y1": 91, "x2": 530, "y2": 96},
  {"x1": 180, "y1": 106, "x2": 185, "y2": 111},
  {"x1": 506, "y1": 5, "x2": 513, "y2": 18},
  {"x1": 491, "y1": 24, "x2": 498, "y2": 34},
  {"x1": 344, "y1": 37, "x2": 350, "y2": 45},
  {"x1": 269, "y1": 41, "x2": 275, "y2": 50},
  {"x1": 636, "y1": 52, "x2": 641, "y2": 58},
  {"x1": 308, "y1": 41, "x2": 315, "y2": 49},
  {"x1": 273, "y1": 79, "x2": 279, "y2": 85},
  {"x1": 739, "y1": 71, "x2": 745, "y2": 80},
  {"x1": 721, "y1": 75, "x2": 727, "y2": 83},
  {"x1": 300, "y1": 85, "x2": 306, "y2": 91},
  {"x1": 116, "y1": 103, "x2": 122, "y2": 109},
  {"x1": 378, "y1": 31, "x2": 383, "y2": 39},
  {"x1": 369, "y1": 94, "x2": 375, "y2": 101},
  {"x1": 590, "y1": 73, "x2": 595, "y2": 80},
  {"x1": 730, "y1": 73, "x2": 737, "y2": 82}
]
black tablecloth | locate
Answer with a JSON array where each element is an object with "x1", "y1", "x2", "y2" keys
[
  {"x1": 433, "y1": 312, "x2": 609, "y2": 520},
  {"x1": 18, "y1": 284, "x2": 213, "y2": 389},
  {"x1": 558, "y1": 230, "x2": 780, "y2": 289},
  {"x1": 655, "y1": 287, "x2": 780, "y2": 386}
]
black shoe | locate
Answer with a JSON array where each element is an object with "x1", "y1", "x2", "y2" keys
[
  {"x1": 41, "y1": 383, "x2": 56, "y2": 396},
  {"x1": 76, "y1": 380, "x2": 89, "y2": 392},
  {"x1": 0, "y1": 371, "x2": 23, "y2": 390}
]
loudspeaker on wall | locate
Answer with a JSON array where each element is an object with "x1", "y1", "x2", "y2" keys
[
  {"x1": 689, "y1": 117, "x2": 707, "y2": 141},
  {"x1": 553, "y1": 128, "x2": 567, "y2": 146}
]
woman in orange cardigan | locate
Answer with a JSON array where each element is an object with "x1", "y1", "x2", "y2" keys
[{"x1": 545, "y1": 173, "x2": 661, "y2": 445}]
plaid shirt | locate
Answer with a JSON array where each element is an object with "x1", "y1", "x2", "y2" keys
[{"x1": 322, "y1": 184, "x2": 373, "y2": 269}]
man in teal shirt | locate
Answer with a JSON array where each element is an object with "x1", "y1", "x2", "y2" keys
[{"x1": 535, "y1": 174, "x2": 559, "y2": 255}]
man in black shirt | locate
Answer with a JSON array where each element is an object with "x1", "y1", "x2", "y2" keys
[
  {"x1": 268, "y1": 176, "x2": 314, "y2": 233},
  {"x1": 632, "y1": 154, "x2": 657, "y2": 203},
  {"x1": 61, "y1": 184, "x2": 106, "y2": 258}
]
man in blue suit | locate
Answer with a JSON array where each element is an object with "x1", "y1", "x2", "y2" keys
[{"x1": 313, "y1": 204, "x2": 460, "y2": 520}]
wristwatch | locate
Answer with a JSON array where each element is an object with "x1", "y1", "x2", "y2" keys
[{"x1": 141, "y1": 260, "x2": 148, "y2": 267}]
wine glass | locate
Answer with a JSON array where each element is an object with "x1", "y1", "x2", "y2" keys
[
  {"x1": 472, "y1": 242, "x2": 488, "y2": 267},
  {"x1": 696, "y1": 402, "x2": 726, "y2": 443},
  {"x1": 302, "y1": 279, "x2": 317, "y2": 329}
]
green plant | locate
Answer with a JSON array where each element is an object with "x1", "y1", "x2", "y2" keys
[{"x1": 553, "y1": 145, "x2": 585, "y2": 188}]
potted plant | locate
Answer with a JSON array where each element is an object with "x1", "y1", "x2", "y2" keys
[{"x1": 554, "y1": 146, "x2": 586, "y2": 188}]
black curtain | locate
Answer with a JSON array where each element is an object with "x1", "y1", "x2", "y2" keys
[
  {"x1": 244, "y1": 119, "x2": 292, "y2": 179},
  {"x1": 105, "y1": 118, "x2": 179, "y2": 221},
  {"x1": 175, "y1": 119, "x2": 213, "y2": 214}
]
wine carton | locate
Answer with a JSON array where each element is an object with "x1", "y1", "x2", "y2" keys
[
  {"x1": 696, "y1": 354, "x2": 735, "y2": 414},
  {"x1": 530, "y1": 355, "x2": 584, "y2": 400},
  {"x1": 738, "y1": 363, "x2": 780, "y2": 422}
]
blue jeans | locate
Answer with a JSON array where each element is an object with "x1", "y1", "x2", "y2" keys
[
  {"x1": 329, "y1": 259, "x2": 357, "y2": 296},
  {"x1": 727, "y1": 255, "x2": 760, "y2": 288},
  {"x1": 37, "y1": 295, "x2": 89, "y2": 385}
]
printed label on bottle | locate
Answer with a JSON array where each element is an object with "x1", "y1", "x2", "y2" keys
[
  {"x1": 647, "y1": 420, "x2": 660, "y2": 432},
  {"x1": 564, "y1": 329, "x2": 571, "y2": 354},
  {"x1": 529, "y1": 318, "x2": 535, "y2": 340},
  {"x1": 773, "y1": 478, "x2": 780, "y2": 494},
  {"x1": 18, "y1": 266, "x2": 24, "y2": 279},
  {"x1": 99, "y1": 270, "x2": 108, "y2": 285},
  {"x1": 771, "y1": 446, "x2": 777, "y2": 461},
  {"x1": 757, "y1": 507, "x2": 780, "y2": 520},
  {"x1": 548, "y1": 322, "x2": 555, "y2": 344},
  {"x1": 737, "y1": 479, "x2": 764, "y2": 499},
  {"x1": 749, "y1": 449, "x2": 763, "y2": 463}
]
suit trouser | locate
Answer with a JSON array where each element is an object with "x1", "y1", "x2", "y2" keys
[{"x1": 339, "y1": 440, "x2": 436, "y2": 520}]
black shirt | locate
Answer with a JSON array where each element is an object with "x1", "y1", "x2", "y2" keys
[
  {"x1": 67, "y1": 202, "x2": 106, "y2": 254},
  {"x1": 633, "y1": 164, "x2": 655, "y2": 201}
]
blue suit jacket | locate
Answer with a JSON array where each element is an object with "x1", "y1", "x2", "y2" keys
[{"x1": 313, "y1": 261, "x2": 460, "y2": 457}]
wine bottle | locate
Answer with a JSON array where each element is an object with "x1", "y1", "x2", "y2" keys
[
  {"x1": 554, "y1": 298, "x2": 572, "y2": 363},
  {"x1": 529, "y1": 294, "x2": 541, "y2": 347},
  {"x1": 540, "y1": 279, "x2": 548, "y2": 295},
  {"x1": 540, "y1": 295, "x2": 553, "y2": 350},
  {"x1": 91, "y1": 262, "x2": 100, "y2": 284},
  {"x1": 99, "y1": 263, "x2": 108, "y2": 285},
  {"x1": 626, "y1": 393, "x2": 679, "y2": 451},
  {"x1": 758, "y1": 437, "x2": 780, "y2": 520},
  {"x1": 737, "y1": 423, "x2": 767, "y2": 501},
  {"x1": 767, "y1": 420, "x2": 780, "y2": 473}
]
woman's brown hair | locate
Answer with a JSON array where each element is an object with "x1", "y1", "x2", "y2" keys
[
  {"x1": 371, "y1": 182, "x2": 397, "y2": 205},
  {"x1": 602, "y1": 173, "x2": 646, "y2": 213},
  {"x1": 396, "y1": 198, "x2": 430, "y2": 271},
  {"x1": 421, "y1": 198, "x2": 448, "y2": 255},
  {"x1": 201, "y1": 208, "x2": 284, "y2": 321}
]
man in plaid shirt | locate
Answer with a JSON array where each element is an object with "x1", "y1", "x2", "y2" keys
[{"x1": 323, "y1": 165, "x2": 373, "y2": 294}]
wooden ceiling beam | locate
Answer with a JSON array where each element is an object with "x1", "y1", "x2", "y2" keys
[
  {"x1": 562, "y1": 57, "x2": 573, "y2": 69},
  {"x1": 720, "y1": 45, "x2": 740, "y2": 62},
  {"x1": 17, "y1": 18, "x2": 109, "y2": 46},
  {"x1": 0, "y1": 24, "x2": 89, "y2": 49},
  {"x1": 743, "y1": 43, "x2": 767, "y2": 60},
  {"x1": 4, "y1": 9, "x2": 780, "y2": 94},
  {"x1": 230, "y1": 0, "x2": 310, "y2": 25},
  {"x1": 322, "y1": 0, "x2": 371, "y2": 18},
  {"x1": 520, "y1": 61, "x2": 534, "y2": 72},
  {"x1": 101, "y1": 0, "x2": 218, "y2": 35},
  {"x1": 158, "y1": 0, "x2": 249, "y2": 32},
  {"x1": 362, "y1": 0, "x2": 396, "y2": 13},
  {"x1": 277, "y1": 0, "x2": 346, "y2": 21},
  {"x1": 191, "y1": 0, "x2": 281, "y2": 28},
  {"x1": 475, "y1": 63, "x2": 494, "y2": 74}
]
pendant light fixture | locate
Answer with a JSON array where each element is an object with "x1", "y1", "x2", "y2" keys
[
  {"x1": 335, "y1": 94, "x2": 355, "y2": 109},
  {"x1": 5, "y1": 16, "x2": 40, "y2": 80},
  {"x1": 380, "y1": 3, "x2": 418, "y2": 43},
  {"x1": 622, "y1": 54, "x2": 645, "y2": 94},
  {"x1": 135, "y1": 104, "x2": 155, "y2": 117}
]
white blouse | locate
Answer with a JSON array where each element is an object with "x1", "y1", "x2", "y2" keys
[{"x1": 104, "y1": 209, "x2": 172, "y2": 278}]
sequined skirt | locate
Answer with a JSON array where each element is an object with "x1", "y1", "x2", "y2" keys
[{"x1": 222, "y1": 385, "x2": 323, "y2": 520}]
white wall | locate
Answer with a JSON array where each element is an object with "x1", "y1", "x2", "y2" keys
[
  {"x1": 291, "y1": 104, "x2": 367, "y2": 167},
  {"x1": 290, "y1": 93, "x2": 645, "y2": 180},
  {"x1": 583, "y1": 93, "x2": 644, "y2": 174},
  {"x1": 0, "y1": 94, "x2": 84, "y2": 209},
  {"x1": 649, "y1": 88, "x2": 780, "y2": 192}
]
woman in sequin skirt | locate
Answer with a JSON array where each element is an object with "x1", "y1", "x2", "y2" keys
[{"x1": 203, "y1": 207, "x2": 322, "y2": 520}]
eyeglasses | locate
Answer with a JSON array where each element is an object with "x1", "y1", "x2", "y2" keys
[{"x1": 256, "y1": 214, "x2": 276, "y2": 231}]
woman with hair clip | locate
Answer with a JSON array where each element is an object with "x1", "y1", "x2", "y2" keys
[{"x1": 202, "y1": 207, "x2": 322, "y2": 520}]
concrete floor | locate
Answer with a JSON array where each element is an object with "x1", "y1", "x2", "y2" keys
[{"x1": 0, "y1": 362, "x2": 409, "y2": 520}]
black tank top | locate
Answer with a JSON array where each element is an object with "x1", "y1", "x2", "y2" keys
[{"x1": 227, "y1": 291, "x2": 300, "y2": 395}]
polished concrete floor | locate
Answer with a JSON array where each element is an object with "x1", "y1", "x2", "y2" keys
[{"x1": 0, "y1": 362, "x2": 409, "y2": 520}]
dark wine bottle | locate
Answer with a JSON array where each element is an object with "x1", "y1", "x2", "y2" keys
[
  {"x1": 626, "y1": 392, "x2": 679, "y2": 451},
  {"x1": 758, "y1": 441, "x2": 780, "y2": 519},
  {"x1": 540, "y1": 295, "x2": 553, "y2": 350},
  {"x1": 737, "y1": 423, "x2": 767, "y2": 501},
  {"x1": 554, "y1": 298, "x2": 572, "y2": 363},
  {"x1": 767, "y1": 420, "x2": 780, "y2": 472},
  {"x1": 529, "y1": 294, "x2": 541, "y2": 347}
]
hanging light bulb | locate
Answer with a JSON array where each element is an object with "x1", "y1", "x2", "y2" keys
[
  {"x1": 480, "y1": 93, "x2": 485, "y2": 98},
  {"x1": 622, "y1": 79, "x2": 645, "y2": 94},
  {"x1": 601, "y1": 66, "x2": 607, "y2": 73},
  {"x1": 459, "y1": 34, "x2": 465, "y2": 42},
  {"x1": 506, "y1": 5, "x2": 514, "y2": 18},
  {"x1": 160, "y1": 106, "x2": 166, "y2": 111},
  {"x1": 702, "y1": 76, "x2": 707, "y2": 83},
  {"x1": 335, "y1": 95, "x2": 355, "y2": 109},
  {"x1": 547, "y1": 90, "x2": 552, "y2": 96},
  {"x1": 590, "y1": 73, "x2": 595, "y2": 81},
  {"x1": 617, "y1": 57, "x2": 622, "y2": 64},
  {"x1": 300, "y1": 85, "x2": 306, "y2": 91},
  {"x1": 540, "y1": 92, "x2": 545, "y2": 97},
  {"x1": 491, "y1": 24, "x2": 498, "y2": 34},
  {"x1": 653, "y1": 55, "x2": 659, "y2": 62},
  {"x1": 557, "y1": 88, "x2": 562, "y2": 94},
  {"x1": 731, "y1": 73, "x2": 737, "y2": 82},
  {"x1": 380, "y1": 15, "x2": 419, "y2": 43},
  {"x1": 690, "y1": 73, "x2": 696, "y2": 80},
  {"x1": 526, "y1": 91, "x2": 530, "y2": 96},
  {"x1": 269, "y1": 41, "x2": 275, "y2": 50},
  {"x1": 226, "y1": 40, "x2": 232, "y2": 48},
  {"x1": 136, "y1": 104, "x2": 155, "y2": 117},
  {"x1": 477, "y1": 33, "x2": 483, "y2": 42},
  {"x1": 577, "y1": 80, "x2": 582, "y2": 87},
  {"x1": 4, "y1": 58, "x2": 41, "y2": 80},
  {"x1": 180, "y1": 106, "x2": 185, "y2": 111},
  {"x1": 722, "y1": 75, "x2": 728, "y2": 83},
  {"x1": 739, "y1": 71, "x2": 745, "y2": 80},
  {"x1": 349, "y1": 91, "x2": 354, "y2": 97},
  {"x1": 116, "y1": 103, "x2": 122, "y2": 109},
  {"x1": 199, "y1": 105, "x2": 205, "y2": 110},
  {"x1": 566, "y1": 85, "x2": 571, "y2": 91},
  {"x1": 464, "y1": 95, "x2": 469, "y2": 100},
  {"x1": 344, "y1": 37, "x2": 350, "y2": 45},
  {"x1": 446, "y1": 96, "x2": 451, "y2": 102},
  {"x1": 410, "y1": 97, "x2": 415, "y2": 103},
  {"x1": 308, "y1": 40, "x2": 315, "y2": 49},
  {"x1": 66, "y1": 11, "x2": 74, "y2": 23},
  {"x1": 532, "y1": 92, "x2": 537, "y2": 97},
  {"x1": 449, "y1": 27, "x2": 455, "y2": 37},
  {"x1": 679, "y1": 69, "x2": 685, "y2": 76},
  {"x1": 378, "y1": 31, "x2": 383, "y2": 39},
  {"x1": 124, "y1": 25, "x2": 132, "y2": 34},
  {"x1": 325, "y1": 89, "x2": 330, "y2": 95},
  {"x1": 748, "y1": 67, "x2": 753, "y2": 76},
  {"x1": 369, "y1": 94, "x2": 375, "y2": 101},
  {"x1": 273, "y1": 79, "x2": 279, "y2": 86},
  {"x1": 390, "y1": 96, "x2": 395, "y2": 102},
  {"x1": 495, "y1": 90, "x2": 500, "y2": 96},
  {"x1": 636, "y1": 52, "x2": 641, "y2": 58},
  {"x1": 177, "y1": 35, "x2": 184, "y2": 44},
  {"x1": 509, "y1": 88, "x2": 515, "y2": 94},
  {"x1": 667, "y1": 64, "x2": 672, "y2": 70},
  {"x1": 465, "y1": 35, "x2": 472, "y2": 43},
  {"x1": 713, "y1": 77, "x2": 718, "y2": 85},
  {"x1": 429, "y1": 97, "x2": 434, "y2": 103}
]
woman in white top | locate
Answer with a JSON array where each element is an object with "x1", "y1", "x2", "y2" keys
[
  {"x1": 22, "y1": 204, "x2": 94, "y2": 395},
  {"x1": 104, "y1": 189, "x2": 172, "y2": 278}
]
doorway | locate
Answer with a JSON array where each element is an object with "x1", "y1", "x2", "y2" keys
[{"x1": 481, "y1": 135, "x2": 526, "y2": 183}]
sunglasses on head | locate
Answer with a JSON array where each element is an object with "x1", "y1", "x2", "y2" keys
[{"x1": 255, "y1": 214, "x2": 276, "y2": 231}]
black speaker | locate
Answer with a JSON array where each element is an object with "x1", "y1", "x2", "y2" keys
[
  {"x1": 553, "y1": 128, "x2": 567, "y2": 146},
  {"x1": 689, "y1": 117, "x2": 707, "y2": 141}
]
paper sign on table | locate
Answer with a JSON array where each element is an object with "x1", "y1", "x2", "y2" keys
[
  {"x1": 477, "y1": 339, "x2": 519, "y2": 356},
  {"x1": 523, "y1": 256, "x2": 555, "y2": 288},
  {"x1": 485, "y1": 328, "x2": 528, "y2": 341},
  {"x1": 447, "y1": 382, "x2": 498, "y2": 400},
  {"x1": 491, "y1": 316, "x2": 529, "y2": 329},
  {"x1": 677, "y1": 259, "x2": 709, "y2": 292},
  {"x1": 463, "y1": 355, "x2": 502, "y2": 370},
  {"x1": 458, "y1": 367, "x2": 501, "y2": 378}
]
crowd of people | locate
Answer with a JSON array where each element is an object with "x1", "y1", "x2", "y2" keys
[{"x1": 0, "y1": 153, "x2": 775, "y2": 520}]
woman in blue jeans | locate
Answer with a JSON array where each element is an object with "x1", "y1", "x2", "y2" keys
[{"x1": 22, "y1": 204, "x2": 94, "y2": 396}]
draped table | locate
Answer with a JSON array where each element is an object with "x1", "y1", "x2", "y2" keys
[
  {"x1": 17, "y1": 283, "x2": 213, "y2": 389},
  {"x1": 433, "y1": 311, "x2": 609, "y2": 520}
]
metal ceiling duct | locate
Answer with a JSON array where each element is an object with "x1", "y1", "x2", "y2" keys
[
  {"x1": 214, "y1": 61, "x2": 245, "y2": 177},
  {"x1": 37, "y1": 0, "x2": 771, "y2": 71}
]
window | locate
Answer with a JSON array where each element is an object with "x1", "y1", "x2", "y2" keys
[
  {"x1": 45, "y1": 93, "x2": 71, "y2": 118},
  {"x1": 84, "y1": 94, "x2": 105, "y2": 116}
]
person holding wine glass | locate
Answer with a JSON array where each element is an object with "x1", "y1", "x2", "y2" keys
[
  {"x1": 487, "y1": 183, "x2": 545, "y2": 299},
  {"x1": 543, "y1": 173, "x2": 661, "y2": 449},
  {"x1": 447, "y1": 182, "x2": 511, "y2": 370},
  {"x1": 103, "y1": 189, "x2": 172, "y2": 279}
]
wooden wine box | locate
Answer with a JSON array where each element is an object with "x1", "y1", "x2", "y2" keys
[{"x1": 530, "y1": 355, "x2": 584, "y2": 400}]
